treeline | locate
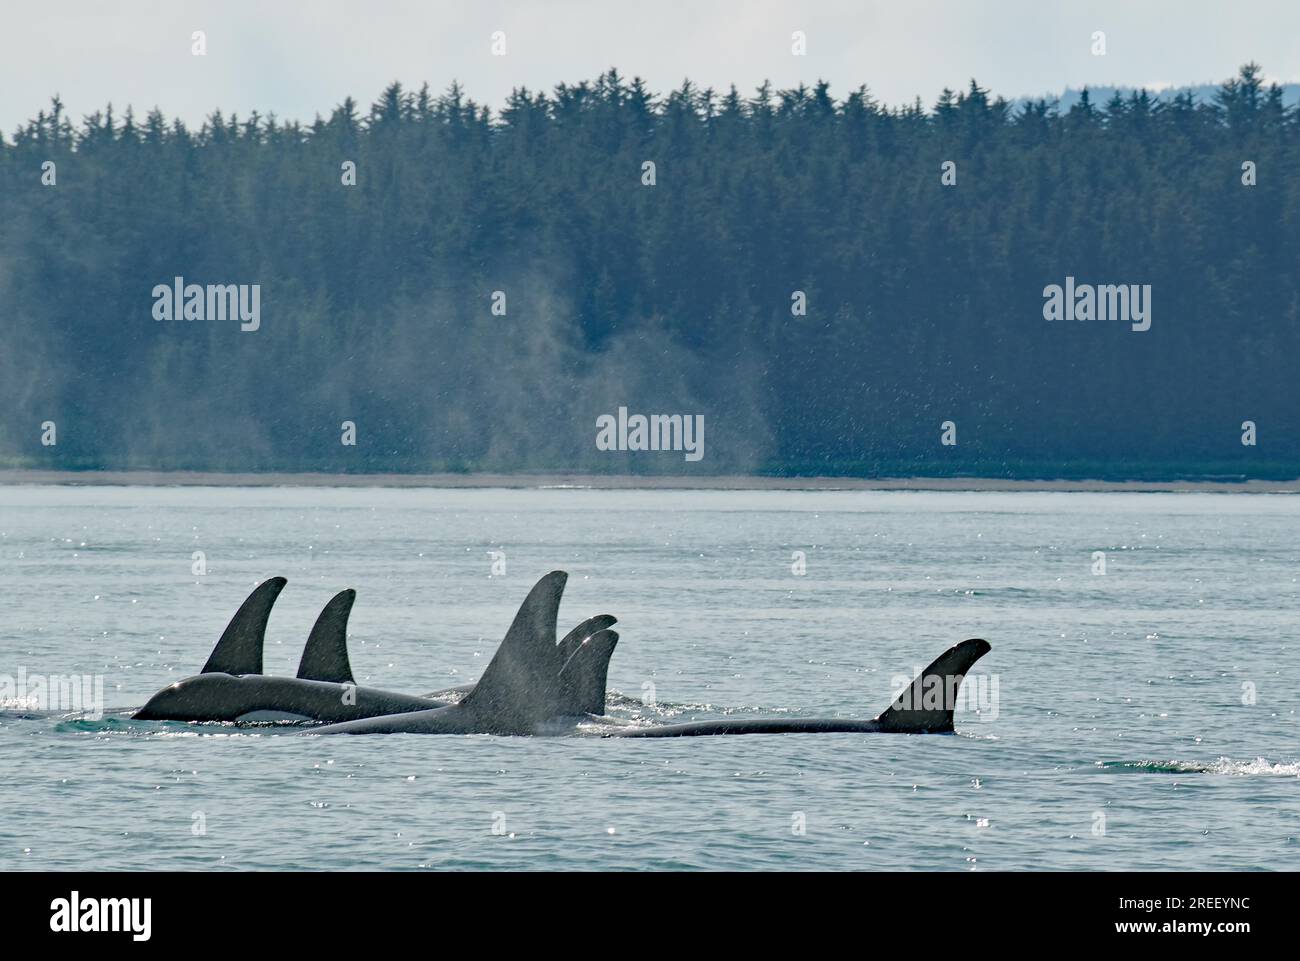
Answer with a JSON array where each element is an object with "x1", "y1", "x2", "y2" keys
[{"x1": 0, "y1": 64, "x2": 1297, "y2": 478}]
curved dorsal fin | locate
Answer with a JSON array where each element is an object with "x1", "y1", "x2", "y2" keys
[
  {"x1": 873, "y1": 638, "x2": 991, "y2": 733},
  {"x1": 201, "y1": 577, "x2": 287, "y2": 675},
  {"x1": 559, "y1": 628, "x2": 619, "y2": 715},
  {"x1": 296, "y1": 589, "x2": 357, "y2": 684},
  {"x1": 557, "y1": 614, "x2": 617, "y2": 661},
  {"x1": 462, "y1": 572, "x2": 566, "y2": 727}
]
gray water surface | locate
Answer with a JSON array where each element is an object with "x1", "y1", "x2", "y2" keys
[{"x1": 2, "y1": 486, "x2": 1298, "y2": 870}]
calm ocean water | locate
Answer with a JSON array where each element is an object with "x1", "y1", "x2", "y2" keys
[{"x1": 1, "y1": 485, "x2": 1298, "y2": 871}]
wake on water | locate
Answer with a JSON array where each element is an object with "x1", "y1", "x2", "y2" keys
[
  {"x1": 9, "y1": 707, "x2": 1299, "y2": 777},
  {"x1": 1097, "y1": 758, "x2": 1300, "y2": 777},
  {"x1": 8, "y1": 690, "x2": 808, "y2": 737}
]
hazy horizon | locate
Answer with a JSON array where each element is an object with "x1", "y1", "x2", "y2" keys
[{"x1": 6, "y1": 0, "x2": 1300, "y2": 132}]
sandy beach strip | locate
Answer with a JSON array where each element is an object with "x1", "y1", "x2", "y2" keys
[{"x1": 0, "y1": 469, "x2": 1297, "y2": 493}]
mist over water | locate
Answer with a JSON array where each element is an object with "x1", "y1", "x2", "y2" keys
[
  {"x1": 2, "y1": 486, "x2": 1297, "y2": 870},
  {"x1": 5, "y1": 62, "x2": 1300, "y2": 479}
]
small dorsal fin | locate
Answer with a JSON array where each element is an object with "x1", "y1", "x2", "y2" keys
[
  {"x1": 296, "y1": 589, "x2": 357, "y2": 684},
  {"x1": 462, "y1": 572, "x2": 567, "y2": 729},
  {"x1": 558, "y1": 614, "x2": 617, "y2": 662},
  {"x1": 873, "y1": 638, "x2": 991, "y2": 733},
  {"x1": 201, "y1": 577, "x2": 287, "y2": 675},
  {"x1": 559, "y1": 628, "x2": 619, "y2": 715}
]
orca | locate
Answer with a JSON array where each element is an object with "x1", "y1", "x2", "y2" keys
[
  {"x1": 309, "y1": 571, "x2": 623, "y2": 735},
  {"x1": 600, "y1": 639, "x2": 991, "y2": 737},
  {"x1": 134, "y1": 576, "x2": 619, "y2": 724},
  {"x1": 134, "y1": 581, "x2": 441, "y2": 723},
  {"x1": 310, "y1": 573, "x2": 991, "y2": 738}
]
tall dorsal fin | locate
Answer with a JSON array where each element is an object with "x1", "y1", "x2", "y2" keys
[
  {"x1": 559, "y1": 628, "x2": 619, "y2": 715},
  {"x1": 873, "y1": 638, "x2": 991, "y2": 733},
  {"x1": 200, "y1": 577, "x2": 287, "y2": 675},
  {"x1": 461, "y1": 572, "x2": 567, "y2": 729},
  {"x1": 296, "y1": 589, "x2": 357, "y2": 684}
]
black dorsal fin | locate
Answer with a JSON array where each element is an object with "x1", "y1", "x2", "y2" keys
[
  {"x1": 559, "y1": 628, "x2": 619, "y2": 715},
  {"x1": 461, "y1": 572, "x2": 567, "y2": 729},
  {"x1": 558, "y1": 614, "x2": 617, "y2": 661},
  {"x1": 873, "y1": 639, "x2": 991, "y2": 733},
  {"x1": 296, "y1": 589, "x2": 357, "y2": 684},
  {"x1": 200, "y1": 577, "x2": 287, "y2": 675},
  {"x1": 556, "y1": 614, "x2": 618, "y2": 715}
]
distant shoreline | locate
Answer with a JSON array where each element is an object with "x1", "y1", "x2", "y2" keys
[{"x1": 1, "y1": 469, "x2": 1297, "y2": 493}]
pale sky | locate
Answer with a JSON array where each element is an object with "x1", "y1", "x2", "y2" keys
[{"x1": 4, "y1": 0, "x2": 1298, "y2": 132}]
